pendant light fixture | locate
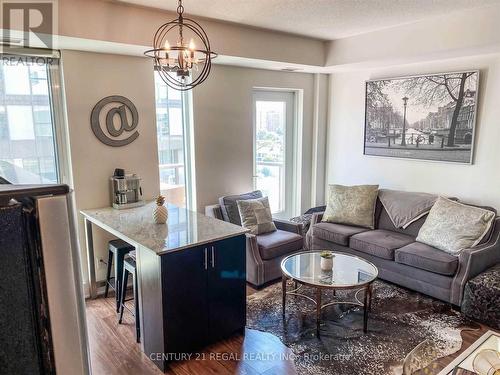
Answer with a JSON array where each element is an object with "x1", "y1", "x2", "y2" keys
[{"x1": 144, "y1": 0, "x2": 218, "y2": 91}]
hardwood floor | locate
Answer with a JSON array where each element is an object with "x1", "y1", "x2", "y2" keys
[
  {"x1": 86, "y1": 285, "x2": 297, "y2": 375},
  {"x1": 85, "y1": 284, "x2": 491, "y2": 375}
]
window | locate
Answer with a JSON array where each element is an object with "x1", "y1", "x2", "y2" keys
[
  {"x1": 253, "y1": 90, "x2": 300, "y2": 218},
  {"x1": 0, "y1": 108, "x2": 8, "y2": 139},
  {"x1": 7, "y1": 105, "x2": 35, "y2": 140},
  {"x1": 0, "y1": 56, "x2": 63, "y2": 184},
  {"x1": 34, "y1": 106, "x2": 53, "y2": 137},
  {"x1": 154, "y1": 72, "x2": 194, "y2": 208}
]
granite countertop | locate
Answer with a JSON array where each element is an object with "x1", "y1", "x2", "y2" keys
[{"x1": 81, "y1": 202, "x2": 248, "y2": 255}]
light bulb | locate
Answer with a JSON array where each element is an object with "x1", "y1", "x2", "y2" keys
[
  {"x1": 189, "y1": 39, "x2": 196, "y2": 51},
  {"x1": 164, "y1": 40, "x2": 170, "y2": 50}
]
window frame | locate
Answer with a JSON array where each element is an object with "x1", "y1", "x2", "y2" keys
[
  {"x1": 48, "y1": 56, "x2": 71, "y2": 185},
  {"x1": 153, "y1": 70, "x2": 196, "y2": 211},
  {"x1": 252, "y1": 88, "x2": 303, "y2": 218}
]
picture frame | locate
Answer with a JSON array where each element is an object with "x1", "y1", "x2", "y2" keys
[{"x1": 364, "y1": 71, "x2": 479, "y2": 164}]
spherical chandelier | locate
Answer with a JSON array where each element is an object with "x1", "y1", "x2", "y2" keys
[{"x1": 144, "y1": 0, "x2": 218, "y2": 91}]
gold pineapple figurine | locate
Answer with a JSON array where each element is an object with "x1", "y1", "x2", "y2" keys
[{"x1": 152, "y1": 195, "x2": 168, "y2": 224}]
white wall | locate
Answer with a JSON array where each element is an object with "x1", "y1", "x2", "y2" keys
[
  {"x1": 61, "y1": 50, "x2": 160, "y2": 286},
  {"x1": 327, "y1": 54, "x2": 500, "y2": 210},
  {"x1": 193, "y1": 65, "x2": 328, "y2": 213}
]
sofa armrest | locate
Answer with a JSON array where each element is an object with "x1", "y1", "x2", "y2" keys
[
  {"x1": 451, "y1": 217, "x2": 500, "y2": 305},
  {"x1": 273, "y1": 218, "x2": 303, "y2": 236},
  {"x1": 245, "y1": 233, "x2": 266, "y2": 286},
  {"x1": 205, "y1": 204, "x2": 224, "y2": 220},
  {"x1": 310, "y1": 211, "x2": 324, "y2": 226}
]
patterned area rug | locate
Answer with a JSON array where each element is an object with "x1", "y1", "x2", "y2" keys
[{"x1": 247, "y1": 280, "x2": 477, "y2": 375}]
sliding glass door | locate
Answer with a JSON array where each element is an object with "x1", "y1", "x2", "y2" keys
[{"x1": 253, "y1": 90, "x2": 296, "y2": 218}]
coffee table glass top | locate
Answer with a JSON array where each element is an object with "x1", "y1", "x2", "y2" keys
[{"x1": 281, "y1": 251, "x2": 378, "y2": 288}]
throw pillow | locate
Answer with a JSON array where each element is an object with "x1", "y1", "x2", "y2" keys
[
  {"x1": 416, "y1": 197, "x2": 496, "y2": 255},
  {"x1": 237, "y1": 197, "x2": 277, "y2": 235},
  {"x1": 219, "y1": 190, "x2": 263, "y2": 225},
  {"x1": 322, "y1": 184, "x2": 379, "y2": 229}
]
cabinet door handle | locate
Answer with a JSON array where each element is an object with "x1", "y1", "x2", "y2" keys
[
  {"x1": 211, "y1": 246, "x2": 215, "y2": 268},
  {"x1": 204, "y1": 248, "x2": 208, "y2": 270}
]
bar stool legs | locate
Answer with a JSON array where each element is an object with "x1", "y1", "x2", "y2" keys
[
  {"x1": 104, "y1": 249, "x2": 113, "y2": 298},
  {"x1": 118, "y1": 255, "x2": 140, "y2": 343},
  {"x1": 104, "y1": 240, "x2": 134, "y2": 312},
  {"x1": 118, "y1": 269, "x2": 129, "y2": 325}
]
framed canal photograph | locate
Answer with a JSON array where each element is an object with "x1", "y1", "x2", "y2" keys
[{"x1": 364, "y1": 71, "x2": 479, "y2": 163}]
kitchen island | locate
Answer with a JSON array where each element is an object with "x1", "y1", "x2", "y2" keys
[{"x1": 81, "y1": 202, "x2": 248, "y2": 371}]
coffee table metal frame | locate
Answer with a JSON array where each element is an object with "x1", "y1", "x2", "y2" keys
[{"x1": 281, "y1": 251, "x2": 378, "y2": 336}]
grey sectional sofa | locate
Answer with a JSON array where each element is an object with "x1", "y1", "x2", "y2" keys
[{"x1": 308, "y1": 194, "x2": 500, "y2": 306}]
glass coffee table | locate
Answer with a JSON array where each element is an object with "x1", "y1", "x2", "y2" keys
[{"x1": 281, "y1": 251, "x2": 378, "y2": 336}]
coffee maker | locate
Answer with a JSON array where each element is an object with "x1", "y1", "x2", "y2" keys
[{"x1": 110, "y1": 168, "x2": 145, "y2": 209}]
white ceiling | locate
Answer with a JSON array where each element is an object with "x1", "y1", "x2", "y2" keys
[{"x1": 116, "y1": 0, "x2": 500, "y2": 40}]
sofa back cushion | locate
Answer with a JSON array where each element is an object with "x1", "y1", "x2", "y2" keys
[{"x1": 219, "y1": 190, "x2": 263, "y2": 225}]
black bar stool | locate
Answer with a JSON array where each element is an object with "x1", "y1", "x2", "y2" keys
[
  {"x1": 104, "y1": 239, "x2": 134, "y2": 312},
  {"x1": 118, "y1": 251, "x2": 140, "y2": 343}
]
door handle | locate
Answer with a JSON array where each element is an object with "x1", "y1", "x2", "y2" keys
[
  {"x1": 204, "y1": 248, "x2": 208, "y2": 270},
  {"x1": 211, "y1": 246, "x2": 215, "y2": 268}
]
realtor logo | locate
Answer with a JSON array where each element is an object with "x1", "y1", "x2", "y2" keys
[{"x1": 1, "y1": 0, "x2": 56, "y2": 52}]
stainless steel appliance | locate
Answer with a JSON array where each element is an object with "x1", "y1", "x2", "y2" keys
[{"x1": 110, "y1": 170, "x2": 145, "y2": 210}]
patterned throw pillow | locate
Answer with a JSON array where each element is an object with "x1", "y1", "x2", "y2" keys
[
  {"x1": 237, "y1": 197, "x2": 277, "y2": 235},
  {"x1": 416, "y1": 197, "x2": 496, "y2": 255},
  {"x1": 322, "y1": 184, "x2": 379, "y2": 229}
]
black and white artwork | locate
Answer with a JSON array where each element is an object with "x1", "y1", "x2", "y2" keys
[{"x1": 364, "y1": 71, "x2": 479, "y2": 163}]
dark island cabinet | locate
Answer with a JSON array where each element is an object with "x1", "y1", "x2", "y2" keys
[{"x1": 159, "y1": 234, "x2": 246, "y2": 363}]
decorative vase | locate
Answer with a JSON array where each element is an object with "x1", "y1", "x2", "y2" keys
[
  {"x1": 153, "y1": 195, "x2": 168, "y2": 224},
  {"x1": 320, "y1": 252, "x2": 334, "y2": 271}
]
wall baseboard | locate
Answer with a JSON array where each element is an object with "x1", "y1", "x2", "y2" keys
[
  {"x1": 83, "y1": 280, "x2": 133, "y2": 300},
  {"x1": 83, "y1": 281, "x2": 107, "y2": 299}
]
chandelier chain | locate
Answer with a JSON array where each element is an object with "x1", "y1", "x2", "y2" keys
[
  {"x1": 177, "y1": 0, "x2": 184, "y2": 17},
  {"x1": 177, "y1": 0, "x2": 184, "y2": 40}
]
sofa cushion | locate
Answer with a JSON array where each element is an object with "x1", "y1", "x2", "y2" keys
[
  {"x1": 256, "y1": 230, "x2": 303, "y2": 260},
  {"x1": 395, "y1": 242, "x2": 459, "y2": 276},
  {"x1": 350, "y1": 230, "x2": 414, "y2": 260},
  {"x1": 416, "y1": 197, "x2": 495, "y2": 255},
  {"x1": 322, "y1": 184, "x2": 379, "y2": 229},
  {"x1": 311, "y1": 222, "x2": 369, "y2": 246},
  {"x1": 457, "y1": 201, "x2": 497, "y2": 245},
  {"x1": 219, "y1": 190, "x2": 263, "y2": 225}
]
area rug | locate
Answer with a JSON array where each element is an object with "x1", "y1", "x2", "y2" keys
[{"x1": 247, "y1": 280, "x2": 478, "y2": 375}]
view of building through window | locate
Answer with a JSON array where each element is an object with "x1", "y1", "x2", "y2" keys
[
  {"x1": 255, "y1": 100, "x2": 286, "y2": 214},
  {"x1": 154, "y1": 72, "x2": 187, "y2": 207},
  {"x1": 0, "y1": 60, "x2": 59, "y2": 184}
]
